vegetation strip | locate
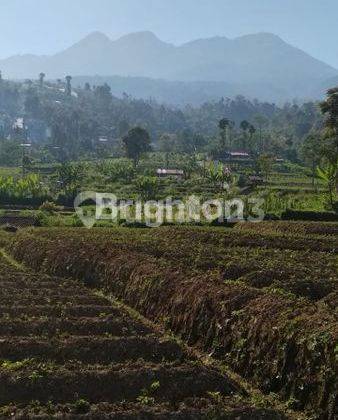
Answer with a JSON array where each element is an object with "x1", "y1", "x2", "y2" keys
[{"x1": 0, "y1": 248, "x2": 27, "y2": 271}]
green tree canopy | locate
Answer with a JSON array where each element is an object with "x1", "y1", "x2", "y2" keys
[{"x1": 122, "y1": 127, "x2": 152, "y2": 167}]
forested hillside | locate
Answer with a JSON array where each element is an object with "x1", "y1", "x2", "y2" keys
[{"x1": 0, "y1": 75, "x2": 325, "y2": 164}]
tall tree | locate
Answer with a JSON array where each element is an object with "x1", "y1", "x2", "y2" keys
[
  {"x1": 158, "y1": 133, "x2": 177, "y2": 167},
  {"x1": 39, "y1": 72, "x2": 46, "y2": 88},
  {"x1": 218, "y1": 118, "x2": 229, "y2": 150},
  {"x1": 253, "y1": 114, "x2": 268, "y2": 152},
  {"x1": 228, "y1": 120, "x2": 235, "y2": 148},
  {"x1": 118, "y1": 120, "x2": 130, "y2": 138},
  {"x1": 65, "y1": 76, "x2": 72, "y2": 96},
  {"x1": 122, "y1": 127, "x2": 152, "y2": 167},
  {"x1": 258, "y1": 154, "x2": 274, "y2": 184},
  {"x1": 301, "y1": 134, "x2": 321, "y2": 188},
  {"x1": 240, "y1": 120, "x2": 250, "y2": 150},
  {"x1": 248, "y1": 124, "x2": 256, "y2": 153},
  {"x1": 317, "y1": 163, "x2": 337, "y2": 209},
  {"x1": 94, "y1": 83, "x2": 112, "y2": 109},
  {"x1": 24, "y1": 89, "x2": 41, "y2": 118},
  {"x1": 320, "y1": 87, "x2": 338, "y2": 195}
]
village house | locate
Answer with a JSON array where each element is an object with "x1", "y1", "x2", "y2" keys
[{"x1": 156, "y1": 169, "x2": 184, "y2": 180}]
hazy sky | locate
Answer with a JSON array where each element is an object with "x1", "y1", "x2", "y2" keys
[{"x1": 1, "y1": 0, "x2": 337, "y2": 67}]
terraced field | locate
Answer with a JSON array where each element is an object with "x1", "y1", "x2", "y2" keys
[
  {"x1": 0, "y1": 253, "x2": 285, "y2": 419},
  {"x1": 5, "y1": 222, "x2": 337, "y2": 419}
]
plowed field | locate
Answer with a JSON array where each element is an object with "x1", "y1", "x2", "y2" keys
[{"x1": 0, "y1": 253, "x2": 283, "y2": 419}]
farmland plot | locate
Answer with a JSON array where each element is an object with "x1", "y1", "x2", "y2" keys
[
  {"x1": 0, "y1": 253, "x2": 284, "y2": 418},
  {"x1": 5, "y1": 223, "x2": 338, "y2": 418}
]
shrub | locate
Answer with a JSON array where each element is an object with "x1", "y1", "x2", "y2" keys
[
  {"x1": 73, "y1": 399, "x2": 90, "y2": 414},
  {"x1": 237, "y1": 174, "x2": 248, "y2": 188},
  {"x1": 39, "y1": 201, "x2": 61, "y2": 214},
  {"x1": 98, "y1": 159, "x2": 135, "y2": 182},
  {"x1": 135, "y1": 176, "x2": 159, "y2": 200},
  {"x1": 332, "y1": 201, "x2": 338, "y2": 214},
  {"x1": 0, "y1": 174, "x2": 49, "y2": 205}
]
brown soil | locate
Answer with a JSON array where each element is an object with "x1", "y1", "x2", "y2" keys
[
  {"x1": 0, "y1": 253, "x2": 285, "y2": 419},
  {"x1": 8, "y1": 226, "x2": 336, "y2": 419},
  {"x1": 0, "y1": 316, "x2": 152, "y2": 336}
]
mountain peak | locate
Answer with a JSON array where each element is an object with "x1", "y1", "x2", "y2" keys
[
  {"x1": 182, "y1": 35, "x2": 230, "y2": 47},
  {"x1": 1, "y1": 30, "x2": 337, "y2": 102},
  {"x1": 81, "y1": 31, "x2": 111, "y2": 43},
  {"x1": 53, "y1": 30, "x2": 112, "y2": 60},
  {"x1": 235, "y1": 32, "x2": 284, "y2": 43},
  {"x1": 117, "y1": 31, "x2": 164, "y2": 44}
]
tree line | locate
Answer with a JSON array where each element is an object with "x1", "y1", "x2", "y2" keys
[{"x1": 0, "y1": 73, "x2": 335, "y2": 174}]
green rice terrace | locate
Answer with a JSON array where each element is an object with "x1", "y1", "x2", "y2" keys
[{"x1": 0, "y1": 221, "x2": 336, "y2": 419}]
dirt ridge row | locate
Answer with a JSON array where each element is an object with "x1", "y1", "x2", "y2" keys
[
  {"x1": 7, "y1": 227, "x2": 336, "y2": 418},
  {"x1": 0, "y1": 251, "x2": 285, "y2": 418}
]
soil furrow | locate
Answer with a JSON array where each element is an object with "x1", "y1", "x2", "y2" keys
[
  {"x1": 0, "y1": 317, "x2": 152, "y2": 336},
  {"x1": 0, "y1": 251, "x2": 287, "y2": 418},
  {"x1": 0, "y1": 336, "x2": 185, "y2": 363}
]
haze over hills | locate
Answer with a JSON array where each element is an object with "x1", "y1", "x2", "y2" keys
[{"x1": 1, "y1": 31, "x2": 337, "y2": 104}]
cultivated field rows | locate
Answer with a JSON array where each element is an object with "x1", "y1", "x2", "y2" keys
[
  {"x1": 0, "y1": 253, "x2": 285, "y2": 418},
  {"x1": 6, "y1": 223, "x2": 337, "y2": 418}
]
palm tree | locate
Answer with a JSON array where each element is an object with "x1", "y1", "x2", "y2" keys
[
  {"x1": 228, "y1": 120, "x2": 235, "y2": 148},
  {"x1": 240, "y1": 120, "x2": 250, "y2": 150},
  {"x1": 301, "y1": 134, "x2": 321, "y2": 188},
  {"x1": 65, "y1": 76, "x2": 72, "y2": 96},
  {"x1": 240, "y1": 120, "x2": 250, "y2": 132},
  {"x1": 248, "y1": 124, "x2": 256, "y2": 153},
  {"x1": 253, "y1": 114, "x2": 268, "y2": 152},
  {"x1": 218, "y1": 118, "x2": 229, "y2": 150},
  {"x1": 39, "y1": 72, "x2": 46, "y2": 88}
]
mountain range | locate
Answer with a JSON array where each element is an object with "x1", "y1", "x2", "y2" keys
[{"x1": 1, "y1": 31, "x2": 337, "y2": 104}]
